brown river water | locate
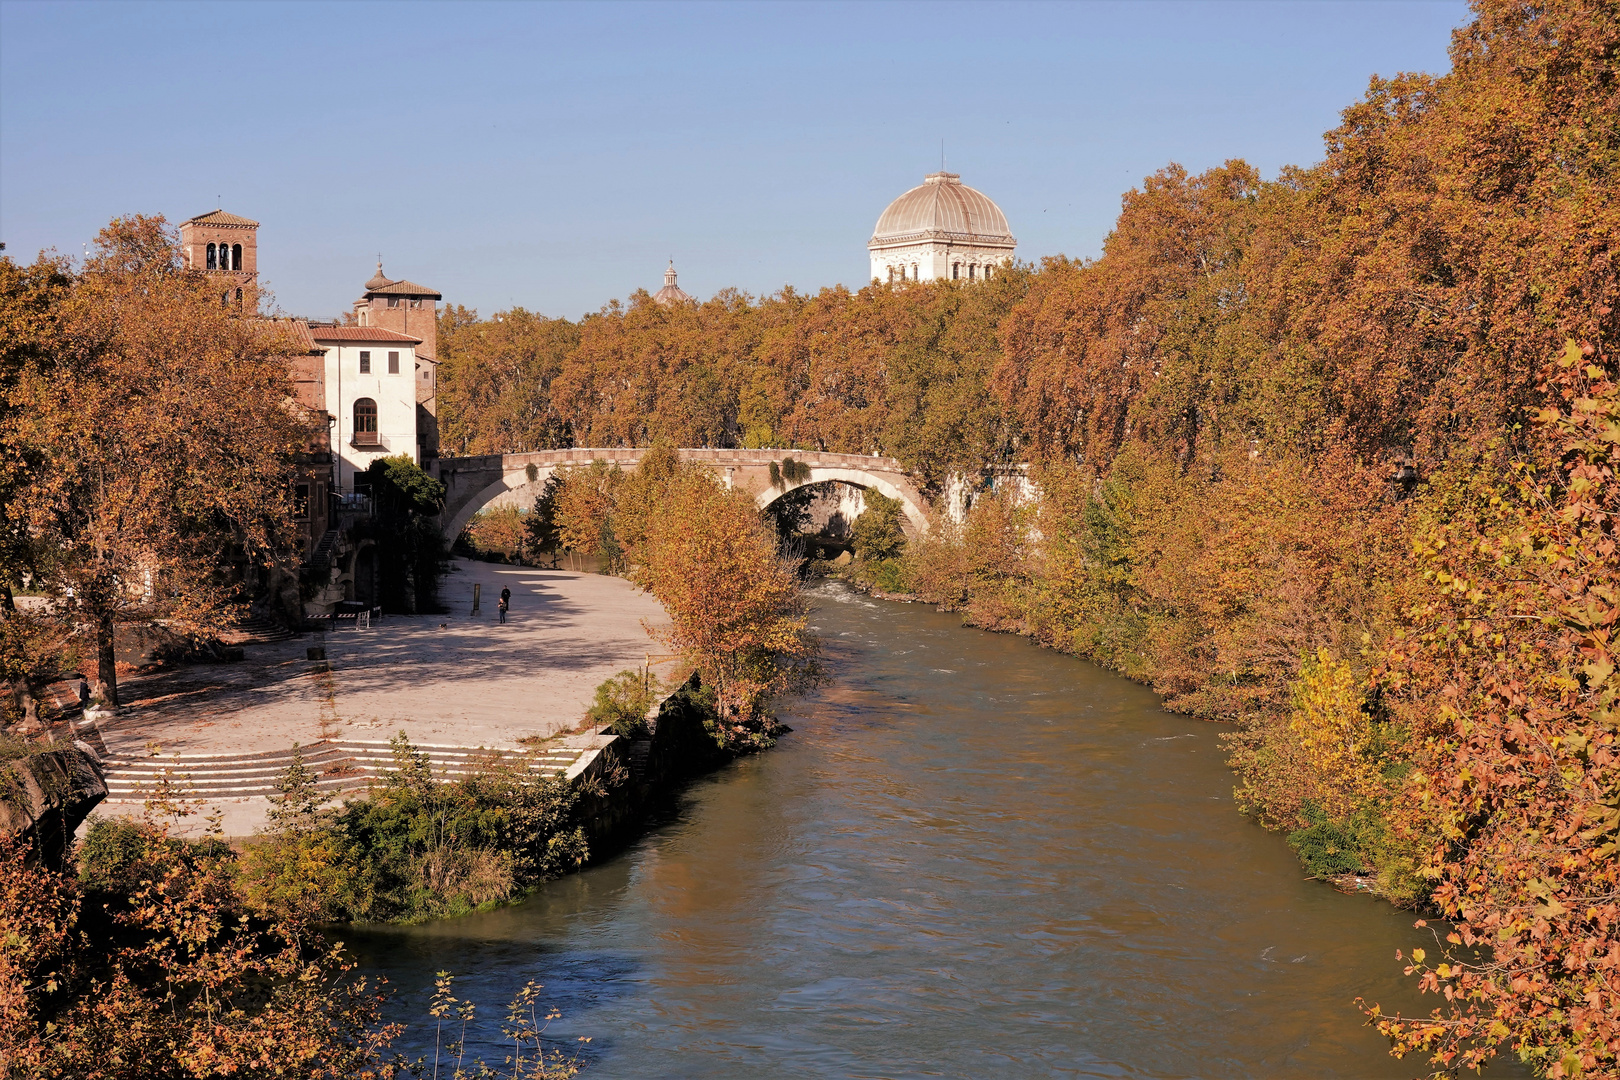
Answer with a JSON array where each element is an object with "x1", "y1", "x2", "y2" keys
[{"x1": 348, "y1": 583, "x2": 1530, "y2": 1079}]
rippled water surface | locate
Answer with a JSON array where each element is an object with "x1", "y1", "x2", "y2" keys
[{"x1": 349, "y1": 584, "x2": 1527, "y2": 1078}]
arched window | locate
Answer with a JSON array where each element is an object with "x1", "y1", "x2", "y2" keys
[
  {"x1": 952, "y1": 263, "x2": 960, "y2": 280},
  {"x1": 232, "y1": 244, "x2": 242, "y2": 270},
  {"x1": 968, "y1": 264, "x2": 976, "y2": 280},
  {"x1": 235, "y1": 287, "x2": 243, "y2": 304},
  {"x1": 911, "y1": 264, "x2": 918, "y2": 280},
  {"x1": 206, "y1": 243, "x2": 217, "y2": 270},
  {"x1": 353, "y1": 398, "x2": 379, "y2": 445}
]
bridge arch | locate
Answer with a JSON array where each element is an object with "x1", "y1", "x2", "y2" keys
[
  {"x1": 430, "y1": 448, "x2": 932, "y2": 544},
  {"x1": 754, "y1": 469, "x2": 929, "y2": 537}
]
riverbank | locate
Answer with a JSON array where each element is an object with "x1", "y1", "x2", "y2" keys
[{"x1": 84, "y1": 558, "x2": 671, "y2": 837}]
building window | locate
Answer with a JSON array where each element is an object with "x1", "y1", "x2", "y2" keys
[
  {"x1": 968, "y1": 264, "x2": 976, "y2": 280},
  {"x1": 294, "y1": 484, "x2": 311, "y2": 520},
  {"x1": 353, "y1": 398, "x2": 379, "y2": 444},
  {"x1": 359, "y1": 350, "x2": 371, "y2": 374},
  {"x1": 388, "y1": 297, "x2": 400, "y2": 308},
  {"x1": 952, "y1": 263, "x2": 960, "y2": 280},
  {"x1": 410, "y1": 298, "x2": 422, "y2": 309},
  {"x1": 911, "y1": 264, "x2": 918, "y2": 280},
  {"x1": 388, "y1": 351, "x2": 400, "y2": 374},
  {"x1": 206, "y1": 243, "x2": 217, "y2": 270}
]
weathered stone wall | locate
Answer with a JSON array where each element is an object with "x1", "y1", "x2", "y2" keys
[
  {"x1": 0, "y1": 747, "x2": 107, "y2": 870},
  {"x1": 569, "y1": 670, "x2": 731, "y2": 857}
]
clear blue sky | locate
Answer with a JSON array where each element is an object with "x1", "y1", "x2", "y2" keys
[{"x1": 1, "y1": 0, "x2": 1468, "y2": 321}]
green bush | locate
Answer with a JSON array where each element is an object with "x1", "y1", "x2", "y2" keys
[
  {"x1": 1287, "y1": 803, "x2": 1366, "y2": 878},
  {"x1": 583, "y1": 669, "x2": 660, "y2": 738},
  {"x1": 862, "y1": 557, "x2": 912, "y2": 595},
  {"x1": 78, "y1": 816, "x2": 232, "y2": 895},
  {"x1": 852, "y1": 491, "x2": 906, "y2": 562},
  {"x1": 239, "y1": 732, "x2": 588, "y2": 924}
]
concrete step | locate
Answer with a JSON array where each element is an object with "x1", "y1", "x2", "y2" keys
[{"x1": 98, "y1": 738, "x2": 586, "y2": 804}]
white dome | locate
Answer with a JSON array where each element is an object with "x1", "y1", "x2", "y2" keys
[{"x1": 869, "y1": 172, "x2": 1015, "y2": 249}]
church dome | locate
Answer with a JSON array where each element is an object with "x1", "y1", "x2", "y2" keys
[
  {"x1": 869, "y1": 172, "x2": 1015, "y2": 248},
  {"x1": 652, "y1": 261, "x2": 694, "y2": 306}
]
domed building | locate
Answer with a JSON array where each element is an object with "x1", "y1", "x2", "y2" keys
[
  {"x1": 868, "y1": 172, "x2": 1015, "y2": 284},
  {"x1": 652, "y1": 261, "x2": 694, "y2": 306}
]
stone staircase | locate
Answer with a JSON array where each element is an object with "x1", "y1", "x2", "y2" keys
[
  {"x1": 626, "y1": 738, "x2": 652, "y2": 781},
  {"x1": 227, "y1": 613, "x2": 299, "y2": 645},
  {"x1": 310, "y1": 529, "x2": 340, "y2": 574},
  {"x1": 99, "y1": 739, "x2": 586, "y2": 803}
]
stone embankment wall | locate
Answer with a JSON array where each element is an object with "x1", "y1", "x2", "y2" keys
[
  {"x1": 568, "y1": 670, "x2": 730, "y2": 855},
  {"x1": 0, "y1": 746, "x2": 107, "y2": 870}
]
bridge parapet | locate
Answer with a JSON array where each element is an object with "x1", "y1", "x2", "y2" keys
[{"x1": 431, "y1": 447, "x2": 928, "y2": 542}]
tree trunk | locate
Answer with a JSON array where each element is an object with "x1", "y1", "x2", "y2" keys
[{"x1": 93, "y1": 609, "x2": 118, "y2": 708}]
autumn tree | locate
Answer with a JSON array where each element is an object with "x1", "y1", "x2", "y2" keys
[
  {"x1": 629, "y1": 466, "x2": 817, "y2": 745},
  {"x1": 4, "y1": 217, "x2": 313, "y2": 705},
  {"x1": 437, "y1": 305, "x2": 578, "y2": 455}
]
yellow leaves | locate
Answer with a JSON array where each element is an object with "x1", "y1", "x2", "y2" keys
[{"x1": 1286, "y1": 648, "x2": 1381, "y2": 820}]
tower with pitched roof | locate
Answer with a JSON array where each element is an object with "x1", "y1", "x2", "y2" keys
[{"x1": 178, "y1": 209, "x2": 259, "y2": 309}]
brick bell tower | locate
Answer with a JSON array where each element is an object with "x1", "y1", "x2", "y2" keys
[{"x1": 178, "y1": 209, "x2": 259, "y2": 311}]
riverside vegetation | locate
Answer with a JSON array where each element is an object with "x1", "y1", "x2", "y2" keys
[
  {"x1": 0, "y1": 447, "x2": 815, "y2": 1075},
  {"x1": 437, "y1": 2, "x2": 1620, "y2": 1074},
  {"x1": 0, "y1": 229, "x2": 817, "y2": 1071}
]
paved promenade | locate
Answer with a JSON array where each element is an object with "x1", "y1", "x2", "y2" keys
[{"x1": 89, "y1": 559, "x2": 669, "y2": 835}]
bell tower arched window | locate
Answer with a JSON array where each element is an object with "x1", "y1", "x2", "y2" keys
[
  {"x1": 206, "y1": 243, "x2": 217, "y2": 270},
  {"x1": 353, "y1": 398, "x2": 379, "y2": 445},
  {"x1": 232, "y1": 244, "x2": 242, "y2": 270}
]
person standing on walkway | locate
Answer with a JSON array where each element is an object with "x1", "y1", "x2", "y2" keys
[{"x1": 498, "y1": 586, "x2": 511, "y2": 624}]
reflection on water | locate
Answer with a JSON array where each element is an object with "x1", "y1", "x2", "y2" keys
[{"x1": 347, "y1": 583, "x2": 1527, "y2": 1079}]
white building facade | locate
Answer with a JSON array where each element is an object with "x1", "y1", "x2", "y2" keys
[
  {"x1": 869, "y1": 171, "x2": 1016, "y2": 284},
  {"x1": 309, "y1": 326, "x2": 423, "y2": 492}
]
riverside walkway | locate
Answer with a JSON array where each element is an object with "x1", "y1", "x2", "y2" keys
[{"x1": 87, "y1": 559, "x2": 669, "y2": 836}]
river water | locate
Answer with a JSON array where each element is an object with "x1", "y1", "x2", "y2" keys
[{"x1": 349, "y1": 583, "x2": 1527, "y2": 1079}]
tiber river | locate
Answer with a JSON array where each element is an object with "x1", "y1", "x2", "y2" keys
[{"x1": 350, "y1": 583, "x2": 1530, "y2": 1079}]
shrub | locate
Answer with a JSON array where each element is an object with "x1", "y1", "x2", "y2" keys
[
  {"x1": 1287, "y1": 804, "x2": 1366, "y2": 878},
  {"x1": 240, "y1": 733, "x2": 588, "y2": 924},
  {"x1": 583, "y1": 669, "x2": 660, "y2": 738},
  {"x1": 851, "y1": 490, "x2": 905, "y2": 562}
]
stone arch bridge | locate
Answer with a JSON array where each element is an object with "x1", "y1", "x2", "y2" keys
[{"x1": 428, "y1": 448, "x2": 932, "y2": 543}]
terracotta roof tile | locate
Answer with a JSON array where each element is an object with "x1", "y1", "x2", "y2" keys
[
  {"x1": 308, "y1": 326, "x2": 422, "y2": 344},
  {"x1": 182, "y1": 209, "x2": 259, "y2": 228},
  {"x1": 366, "y1": 279, "x2": 441, "y2": 299}
]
